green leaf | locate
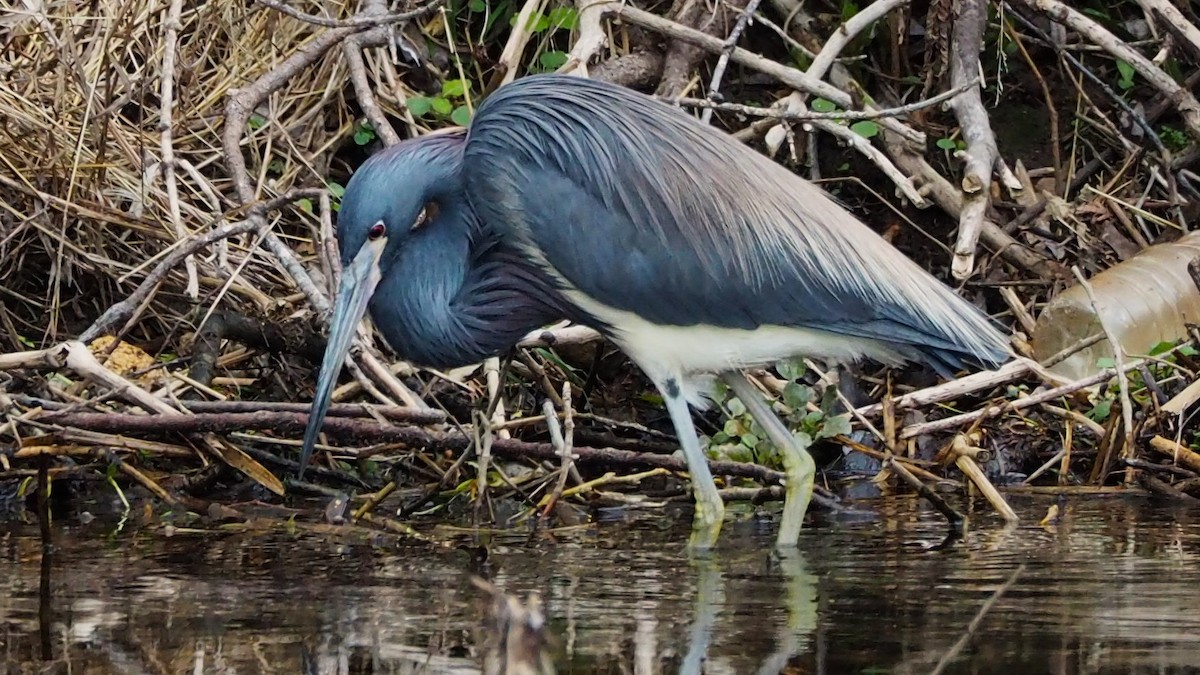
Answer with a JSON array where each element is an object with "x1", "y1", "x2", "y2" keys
[
  {"x1": 431, "y1": 96, "x2": 453, "y2": 116},
  {"x1": 451, "y1": 105, "x2": 472, "y2": 126},
  {"x1": 407, "y1": 96, "x2": 433, "y2": 117},
  {"x1": 776, "y1": 359, "x2": 806, "y2": 381},
  {"x1": 936, "y1": 137, "x2": 957, "y2": 151},
  {"x1": 1088, "y1": 397, "x2": 1113, "y2": 422},
  {"x1": 819, "y1": 384, "x2": 839, "y2": 413},
  {"x1": 442, "y1": 78, "x2": 468, "y2": 98},
  {"x1": 783, "y1": 382, "x2": 813, "y2": 409},
  {"x1": 1149, "y1": 340, "x2": 1175, "y2": 356},
  {"x1": 810, "y1": 98, "x2": 837, "y2": 113},
  {"x1": 296, "y1": 198, "x2": 313, "y2": 214},
  {"x1": 539, "y1": 50, "x2": 568, "y2": 71},
  {"x1": 513, "y1": 12, "x2": 552, "y2": 32},
  {"x1": 1095, "y1": 356, "x2": 1116, "y2": 369},
  {"x1": 353, "y1": 121, "x2": 375, "y2": 146},
  {"x1": 791, "y1": 50, "x2": 813, "y2": 71},
  {"x1": 469, "y1": 0, "x2": 485, "y2": 11},
  {"x1": 850, "y1": 120, "x2": 879, "y2": 139},
  {"x1": 741, "y1": 433, "x2": 759, "y2": 448},
  {"x1": 817, "y1": 413, "x2": 852, "y2": 440},
  {"x1": 792, "y1": 430, "x2": 814, "y2": 449},
  {"x1": 839, "y1": 0, "x2": 859, "y2": 22},
  {"x1": 1116, "y1": 59, "x2": 1135, "y2": 89},
  {"x1": 248, "y1": 113, "x2": 267, "y2": 131},
  {"x1": 723, "y1": 419, "x2": 743, "y2": 437},
  {"x1": 1180, "y1": 345, "x2": 1199, "y2": 357},
  {"x1": 547, "y1": 6, "x2": 579, "y2": 30},
  {"x1": 327, "y1": 181, "x2": 346, "y2": 199},
  {"x1": 727, "y1": 397, "x2": 746, "y2": 417}
]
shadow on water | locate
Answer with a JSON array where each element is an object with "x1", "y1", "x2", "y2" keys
[{"x1": 3, "y1": 494, "x2": 1200, "y2": 673}]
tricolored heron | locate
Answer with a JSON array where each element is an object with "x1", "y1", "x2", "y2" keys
[{"x1": 300, "y1": 74, "x2": 1011, "y2": 549}]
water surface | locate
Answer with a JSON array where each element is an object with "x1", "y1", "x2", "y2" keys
[{"x1": 3, "y1": 494, "x2": 1199, "y2": 673}]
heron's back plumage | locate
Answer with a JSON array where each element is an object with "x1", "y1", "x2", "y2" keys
[{"x1": 461, "y1": 74, "x2": 1011, "y2": 376}]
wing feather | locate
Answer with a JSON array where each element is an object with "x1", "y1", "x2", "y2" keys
[{"x1": 461, "y1": 75, "x2": 1010, "y2": 368}]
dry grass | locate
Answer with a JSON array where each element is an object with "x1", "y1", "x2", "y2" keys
[{"x1": 0, "y1": 0, "x2": 399, "y2": 350}]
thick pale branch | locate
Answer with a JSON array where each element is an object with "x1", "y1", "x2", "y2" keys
[
  {"x1": 561, "y1": 0, "x2": 618, "y2": 76},
  {"x1": 948, "y1": 0, "x2": 1004, "y2": 280}
]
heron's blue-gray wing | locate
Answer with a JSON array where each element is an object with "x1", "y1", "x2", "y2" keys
[{"x1": 462, "y1": 75, "x2": 1010, "y2": 370}]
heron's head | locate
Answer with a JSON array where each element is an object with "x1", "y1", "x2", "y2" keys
[{"x1": 299, "y1": 132, "x2": 468, "y2": 476}]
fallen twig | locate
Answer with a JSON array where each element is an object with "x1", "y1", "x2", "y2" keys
[
  {"x1": 699, "y1": 0, "x2": 764, "y2": 125},
  {"x1": 254, "y1": 0, "x2": 445, "y2": 29},
  {"x1": 31, "y1": 409, "x2": 800, "y2": 487}
]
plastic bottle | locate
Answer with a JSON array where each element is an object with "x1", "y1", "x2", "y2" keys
[{"x1": 1031, "y1": 231, "x2": 1200, "y2": 381}]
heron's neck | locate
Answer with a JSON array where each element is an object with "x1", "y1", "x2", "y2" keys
[
  {"x1": 455, "y1": 238, "x2": 568, "y2": 356},
  {"x1": 369, "y1": 195, "x2": 565, "y2": 369}
]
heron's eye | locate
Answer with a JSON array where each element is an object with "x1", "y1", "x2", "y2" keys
[
  {"x1": 367, "y1": 222, "x2": 386, "y2": 240},
  {"x1": 412, "y1": 201, "x2": 440, "y2": 232}
]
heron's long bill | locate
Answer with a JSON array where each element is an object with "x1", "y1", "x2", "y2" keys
[{"x1": 299, "y1": 236, "x2": 386, "y2": 477}]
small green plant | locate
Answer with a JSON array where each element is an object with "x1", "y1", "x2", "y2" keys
[
  {"x1": 703, "y1": 361, "x2": 852, "y2": 467},
  {"x1": 510, "y1": 5, "x2": 579, "y2": 34},
  {"x1": 1158, "y1": 124, "x2": 1188, "y2": 152},
  {"x1": 407, "y1": 78, "x2": 474, "y2": 126},
  {"x1": 353, "y1": 120, "x2": 376, "y2": 146},
  {"x1": 936, "y1": 137, "x2": 962, "y2": 152},
  {"x1": 1088, "y1": 339, "x2": 1199, "y2": 421},
  {"x1": 327, "y1": 180, "x2": 346, "y2": 213},
  {"x1": 1086, "y1": 396, "x2": 1113, "y2": 423},
  {"x1": 505, "y1": 6, "x2": 579, "y2": 74},
  {"x1": 538, "y1": 50, "x2": 569, "y2": 71}
]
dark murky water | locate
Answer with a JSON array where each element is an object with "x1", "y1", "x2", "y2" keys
[{"x1": 3, "y1": 495, "x2": 1200, "y2": 674}]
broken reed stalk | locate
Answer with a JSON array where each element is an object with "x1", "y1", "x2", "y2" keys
[
  {"x1": 943, "y1": 434, "x2": 1019, "y2": 523},
  {"x1": 539, "y1": 382, "x2": 576, "y2": 520},
  {"x1": 1149, "y1": 436, "x2": 1200, "y2": 473}
]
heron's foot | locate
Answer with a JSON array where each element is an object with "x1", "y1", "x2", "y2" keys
[
  {"x1": 688, "y1": 485, "x2": 726, "y2": 550},
  {"x1": 775, "y1": 439, "x2": 816, "y2": 548},
  {"x1": 718, "y1": 371, "x2": 815, "y2": 548}
]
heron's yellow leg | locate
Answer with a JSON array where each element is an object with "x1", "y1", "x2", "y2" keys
[
  {"x1": 661, "y1": 381, "x2": 725, "y2": 549},
  {"x1": 721, "y1": 371, "x2": 815, "y2": 547}
]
